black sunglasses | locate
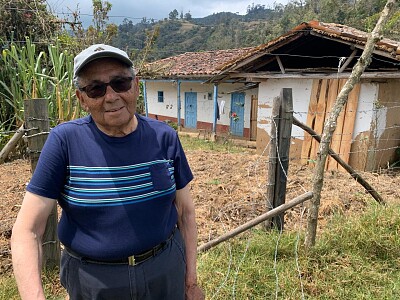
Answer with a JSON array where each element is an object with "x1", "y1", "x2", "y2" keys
[{"x1": 79, "y1": 76, "x2": 133, "y2": 98}]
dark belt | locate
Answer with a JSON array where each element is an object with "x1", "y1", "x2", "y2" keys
[{"x1": 65, "y1": 227, "x2": 177, "y2": 266}]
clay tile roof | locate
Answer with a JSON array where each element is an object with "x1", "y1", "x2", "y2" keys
[
  {"x1": 140, "y1": 21, "x2": 400, "y2": 79},
  {"x1": 218, "y1": 20, "x2": 400, "y2": 72},
  {"x1": 307, "y1": 20, "x2": 400, "y2": 55},
  {"x1": 139, "y1": 48, "x2": 254, "y2": 78}
]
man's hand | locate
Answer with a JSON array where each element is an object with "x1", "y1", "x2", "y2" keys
[{"x1": 186, "y1": 283, "x2": 205, "y2": 300}]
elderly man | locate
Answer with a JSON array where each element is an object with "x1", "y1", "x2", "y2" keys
[{"x1": 11, "y1": 44, "x2": 204, "y2": 300}]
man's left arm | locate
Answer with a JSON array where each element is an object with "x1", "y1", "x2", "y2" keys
[{"x1": 175, "y1": 185, "x2": 205, "y2": 300}]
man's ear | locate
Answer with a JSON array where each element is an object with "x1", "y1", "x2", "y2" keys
[{"x1": 76, "y1": 90, "x2": 88, "y2": 112}]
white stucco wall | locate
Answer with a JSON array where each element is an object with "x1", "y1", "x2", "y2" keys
[
  {"x1": 145, "y1": 81, "x2": 178, "y2": 120},
  {"x1": 144, "y1": 80, "x2": 257, "y2": 129},
  {"x1": 353, "y1": 82, "x2": 379, "y2": 139},
  {"x1": 258, "y1": 79, "x2": 313, "y2": 139},
  {"x1": 257, "y1": 78, "x2": 379, "y2": 141}
]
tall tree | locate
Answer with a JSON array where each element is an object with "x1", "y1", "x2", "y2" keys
[
  {"x1": 169, "y1": 9, "x2": 179, "y2": 20},
  {"x1": 58, "y1": 0, "x2": 117, "y2": 52}
]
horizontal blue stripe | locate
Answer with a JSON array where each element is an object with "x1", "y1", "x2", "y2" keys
[
  {"x1": 70, "y1": 166, "x2": 149, "y2": 175},
  {"x1": 68, "y1": 159, "x2": 173, "y2": 171},
  {"x1": 68, "y1": 172, "x2": 151, "y2": 182},
  {"x1": 64, "y1": 186, "x2": 154, "y2": 198},
  {"x1": 61, "y1": 185, "x2": 176, "y2": 207},
  {"x1": 67, "y1": 176, "x2": 151, "y2": 187},
  {"x1": 65, "y1": 182, "x2": 153, "y2": 193}
]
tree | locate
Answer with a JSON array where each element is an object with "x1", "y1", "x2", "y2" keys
[
  {"x1": 305, "y1": 0, "x2": 399, "y2": 249},
  {"x1": 184, "y1": 11, "x2": 192, "y2": 21},
  {"x1": 88, "y1": 0, "x2": 117, "y2": 44},
  {"x1": 169, "y1": 9, "x2": 179, "y2": 20},
  {"x1": 0, "y1": 0, "x2": 60, "y2": 43},
  {"x1": 58, "y1": 0, "x2": 117, "y2": 51}
]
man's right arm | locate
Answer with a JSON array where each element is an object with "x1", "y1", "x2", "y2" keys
[{"x1": 11, "y1": 191, "x2": 56, "y2": 300}]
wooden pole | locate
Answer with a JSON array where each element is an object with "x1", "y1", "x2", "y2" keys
[
  {"x1": 197, "y1": 191, "x2": 313, "y2": 253},
  {"x1": 265, "y1": 95, "x2": 280, "y2": 228},
  {"x1": 272, "y1": 88, "x2": 293, "y2": 230},
  {"x1": 305, "y1": 0, "x2": 398, "y2": 249},
  {"x1": 24, "y1": 98, "x2": 60, "y2": 269},
  {"x1": 0, "y1": 124, "x2": 25, "y2": 164},
  {"x1": 293, "y1": 117, "x2": 385, "y2": 205}
]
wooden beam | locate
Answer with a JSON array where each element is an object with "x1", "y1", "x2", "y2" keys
[
  {"x1": 339, "y1": 48, "x2": 358, "y2": 73},
  {"x1": 197, "y1": 191, "x2": 314, "y2": 253},
  {"x1": 230, "y1": 71, "x2": 400, "y2": 79},
  {"x1": 309, "y1": 31, "x2": 399, "y2": 61},
  {"x1": 293, "y1": 117, "x2": 385, "y2": 205},
  {"x1": 276, "y1": 56, "x2": 286, "y2": 74}
]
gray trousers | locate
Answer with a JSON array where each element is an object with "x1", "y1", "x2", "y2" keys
[{"x1": 60, "y1": 229, "x2": 186, "y2": 300}]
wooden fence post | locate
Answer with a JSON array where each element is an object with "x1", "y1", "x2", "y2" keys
[
  {"x1": 24, "y1": 98, "x2": 60, "y2": 269},
  {"x1": 265, "y1": 95, "x2": 280, "y2": 229},
  {"x1": 266, "y1": 89, "x2": 293, "y2": 231}
]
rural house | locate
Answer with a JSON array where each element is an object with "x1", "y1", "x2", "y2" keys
[
  {"x1": 139, "y1": 48, "x2": 259, "y2": 140},
  {"x1": 139, "y1": 21, "x2": 400, "y2": 171},
  {"x1": 209, "y1": 21, "x2": 400, "y2": 171}
]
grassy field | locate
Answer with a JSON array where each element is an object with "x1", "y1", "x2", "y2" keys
[
  {"x1": 198, "y1": 203, "x2": 400, "y2": 299},
  {"x1": 1, "y1": 136, "x2": 399, "y2": 299}
]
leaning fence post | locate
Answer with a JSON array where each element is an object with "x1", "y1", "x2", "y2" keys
[
  {"x1": 265, "y1": 95, "x2": 280, "y2": 229},
  {"x1": 266, "y1": 89, "x2": 293, "y2": 231},
  {"x1": 24, "y1": 98, "x2": 60, "y2": 269},
  {"x1": 273, "y1": 88, "x2": 293, "y2": 230}
]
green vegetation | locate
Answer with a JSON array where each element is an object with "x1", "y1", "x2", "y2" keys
[
  {"x1": 1, "y1": 202, "x2": 399, "y2": 299},
  {"x1": 0, "y1": 269, "x2": 65, "y2": 300},
  {"x1": 0, "y1": 39, "x2": 82, "y2": 149},
  {"x1": 198, "y1": 203, "x2": 400, "y2": 299},
  {"x1": 113, "y1": 0, "x2": 400, "y2": 61},
  {"x1": 1, "y1": 0, "x2": 399, "y2": 149}
]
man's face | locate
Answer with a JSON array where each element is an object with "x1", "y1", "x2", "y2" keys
[{"x1": 76, "y1": 58, "x2": 139, "y2": 136}]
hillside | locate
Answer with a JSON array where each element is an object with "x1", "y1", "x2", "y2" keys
[{"x1": 111, "y1": 0, "x2": 397, "y2": 63}]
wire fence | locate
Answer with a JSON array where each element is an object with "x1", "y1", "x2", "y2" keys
[{"x1": 0, "y1": 101, "x2": 399, "y2": 298}]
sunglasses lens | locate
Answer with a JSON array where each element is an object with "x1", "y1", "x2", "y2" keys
[
  {"x1": 85, "y1": 84, "x2": 107, "y2": 98},
  {"x1": 110, "y1": 77, "x2": 132, "y2": 93},
  {"x1": 81, "y1": 77, "x2": 133, "y2": 98}
]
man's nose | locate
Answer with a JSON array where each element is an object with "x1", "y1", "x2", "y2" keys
[{"x1": 104, "y1": 84, "x2": 118, "y2": 100}]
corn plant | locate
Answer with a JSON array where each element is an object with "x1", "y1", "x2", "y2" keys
[
  {"x1": 0, "y1": 38, "x2": 50, "y2": 126},
  {"x1": 46, "y1": 42, "x2": 81, "y2": 124},
  {"x1": 0, "y1": 38, "x2": 83, "y2": 149}
]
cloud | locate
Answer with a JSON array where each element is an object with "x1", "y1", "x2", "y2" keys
[{"x1": 47, "y1": 0, "x2": 286, "y2": 26}]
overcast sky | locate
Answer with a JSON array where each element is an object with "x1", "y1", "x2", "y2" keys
[{"x1": 46, "y1": 0, "x2": 289, "y2": 27}]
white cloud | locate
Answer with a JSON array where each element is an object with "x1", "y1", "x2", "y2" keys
[{"x1": 47, "y1": 0, "x2": 288, "y2": 26}]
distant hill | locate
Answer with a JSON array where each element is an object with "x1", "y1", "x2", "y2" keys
[{"x1": 112, "y1": 0, "x2": 396, "y2": 64}]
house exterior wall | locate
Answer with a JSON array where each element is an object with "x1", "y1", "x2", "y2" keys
[
  {"x1": 256, "y1": 78, "x2": 382, "y2": 170},
  {"x1": 362, "y1": 79, "x2": 400, "y2": 171},
  {"x1": 144, "y1": 80, "x2": 257, "y2": 139},
  {"x1": 257, "y1": 79, "x2": 313, "y2": 159}
]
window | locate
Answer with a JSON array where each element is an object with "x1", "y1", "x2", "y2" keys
[{"x1": 157, "y1": 91, "x2": 164, "y2": 102}]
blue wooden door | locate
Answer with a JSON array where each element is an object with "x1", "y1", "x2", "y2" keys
[
  {"x1": 185, "y1": 92, "x2": 197, "y2": 128},
  {"x1": 230, "y1": 93, "x2": 245, "y2": 136}
]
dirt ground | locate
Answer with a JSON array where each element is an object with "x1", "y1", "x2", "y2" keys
[{"x1": 1, "y1": 149, "x2": 399, "y2": 276}]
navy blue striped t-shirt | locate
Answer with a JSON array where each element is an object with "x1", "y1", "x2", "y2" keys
[{"x1": 27, "y1": 114, "x2": 193, "y2": 260}]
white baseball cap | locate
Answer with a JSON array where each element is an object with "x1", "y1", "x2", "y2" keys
[{"x1": 73, "y1": 44, "x2": 133, "y2": 77}]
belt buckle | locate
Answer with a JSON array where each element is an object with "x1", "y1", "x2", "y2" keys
[{"x1": 128, "y1": 255, "x2": 136, "y2": 266}]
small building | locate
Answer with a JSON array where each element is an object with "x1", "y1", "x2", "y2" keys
[
  {"x1": 209, "y1": 21, "x2": 400, "y2": 171},
  {"x1": 139, "y1": 48, "x2": 259, "y2": 140},
  {"x1": 140, "y1": 21, "x2": 400, "y2": 171}
]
